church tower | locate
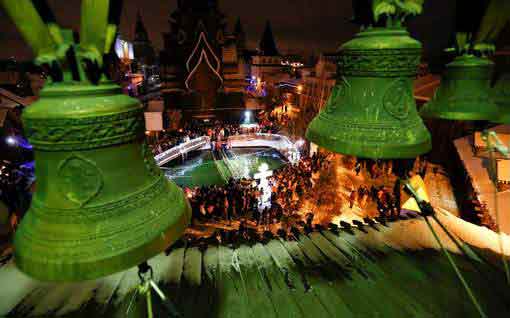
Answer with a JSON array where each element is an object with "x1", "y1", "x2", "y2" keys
[
  {"x1": 133, "y1": 11, "x2": 155, "y2": 68},
  {"x1": 259, "y1": 20, "x2": 279, "y2": 56},
  {"x1": 234, "y1": 17, "x2": 246, "y2": 50},
  {"x1": 251, "y1": 20, "x2": 284, "y2": 86},
  {"x1": 160, "y1": 0, "x2": 248, "y2": 121}
]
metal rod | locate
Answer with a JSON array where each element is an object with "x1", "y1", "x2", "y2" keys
[
  {"x1": 146, "y1": 286, "x2": 153, "y2": 318},
  {"x1": 423, "y1": 216, "x2": 487, "y2": 318},
  {"x1": 405, "y1": 181, "x2": 487, "y2": 317},
  {"x1": 430, "y1": 212, "x2": 510, "y2": 309}
]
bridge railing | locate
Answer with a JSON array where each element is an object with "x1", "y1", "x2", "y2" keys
[
  {"x1": 155, "y1": 136, "x2": 210, "y2": 166},
  {"x1": 228, "y1": 133, "x2": 300, "y2": 163}
]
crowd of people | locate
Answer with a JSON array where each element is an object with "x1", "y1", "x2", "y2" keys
[
  {"x1": 149, "y1": 124, "x2": 208, "y2": 156},
  {"x1": 348, "y1": 184, "x2": 401, "y2": 219},
  {"x1": 149, "y1": 119, "x2": 279, "y2": 155},
  {"x1": 187, "y1": 178, "x2": 260, "y2": 224},
  {"x1": 268, "y1": 152, "x2": 328, "y2": 220},
  {"x1": 184, "y1": 150, "x2": 431, "y2": 237},
  {"x1": 347, "y1": 156, "x2": 429, "y2": 219},
  {"x1": 185, "y1": 152, "x2": 329, "y2": 237}
]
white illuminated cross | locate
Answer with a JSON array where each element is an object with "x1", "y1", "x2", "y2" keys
[{"x1": 254, "y1": 163, "x2": 273, "y2": 209}]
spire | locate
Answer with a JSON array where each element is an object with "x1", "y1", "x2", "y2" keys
[
  {"x1": 234, "y1": 17, "x2": 244, "y2": 35},
  {"x1": 259, "y1": 20, "x2": 279, "y2": 56},
  {"x1": 234, "y1": 17, "x2": 245, "y2": 49},
  {"x1": 134, "y1": 10, "x2": 149, "y2": 42},
  {"x1": 133, "y1": 10, "x2": 155, "y2": 65}
]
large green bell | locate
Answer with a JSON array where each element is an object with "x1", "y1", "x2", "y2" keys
[
  {"x1": 491, "y1": 73, "x2": 510, "y2": 123},
  {"x1": 306, "y1": 27, "x2": 431, "y2": 159},
  {"x1": 15, "y1": 82, "x2": 191, "y2": 282},
  {"x1": 420, "y1": 54, "x2": 499, "y2": 121}
]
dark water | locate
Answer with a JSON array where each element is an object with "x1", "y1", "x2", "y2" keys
[
  {"x1": 163, "y1": 150, "x2": 224, "y2": 187},
  {"x1": 162, "y1": 147, "x2": 287, "y2": 188},
  {"x1": 226, "y1": 147, "x2": 287, "y2": 177}
]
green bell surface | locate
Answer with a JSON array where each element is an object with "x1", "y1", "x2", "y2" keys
[
  {"x1": 306, "y1": 27, "x2": 431, "y2": 159},
  {"x1": 14, "y1": 82, "x2": 191, "y2": 282},
  {"x1": 491, "y1": 72, "x2": 510, "y2": 123},
  {"x1": 420, "y1": 54, "x2": 499, "y2": 121}
]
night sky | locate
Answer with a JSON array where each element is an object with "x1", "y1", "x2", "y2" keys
[{"x1": 0, "y1": 0, "x2": 459, "y2": 61}]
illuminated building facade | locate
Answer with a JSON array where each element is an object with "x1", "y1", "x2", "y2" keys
[
  {"x1": 296, "y1": 53, "x2": 339, "y2": 114},
  {"x1": 159, "y1": 0, "x2": 249, "y2": 121}
]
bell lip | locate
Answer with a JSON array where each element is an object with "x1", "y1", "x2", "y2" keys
[
  {"x1": 305, "y1": 124, "x2": 432, "y2": 159},
  {"x1": 13, "y1": 184, "x2": 192, "y2": 282},
  {"x1": 492, "y1": 116, "x2": 510, "y2": 124},
  {"x1": 420, "y1": 101, "x2": 500, "y2": 121},
  {"x1": 420, "y1": 109, "x2": 500, "y2": 121}
]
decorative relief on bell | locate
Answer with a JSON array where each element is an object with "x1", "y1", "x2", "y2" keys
[
  {"x1": 24, "y1": 106, "x2": 145, "y2": 151},
  {"x1": 383, "y1": 78, "x2": 412, "y2": 120},
  {"x1": 339, "y1": 48, "x2": 421, "y2": 77},
  {"x1": 325, "y1": 76, "x2": 350, "y2": 115},
  {"x1": 58, "y1": 155, "x2": 103, "y2": 207}
]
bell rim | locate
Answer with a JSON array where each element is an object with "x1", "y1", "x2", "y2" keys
[
  {"x1": 305, "y1": 124, "x2": 432, "y2": 159},
  {"x1": 420, "y1": 101, "x2": 501, "y2": 121},
  {"x1": 13, "y1": 181, "x2": 192, "y2": 282},
  {"x1": 493, "y1": 117, "x2": 510, "y2": 124},
  {"x1": 420, "y1": 110, "x2": 501, "y2": 121}
]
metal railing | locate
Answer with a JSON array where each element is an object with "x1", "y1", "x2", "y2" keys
[
  {"x1": 228, "y1": 133, "x2": 300, "y2": 163},
  {"x1": 155, "y1": 136, "x2": 210, "y2": 166}
]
